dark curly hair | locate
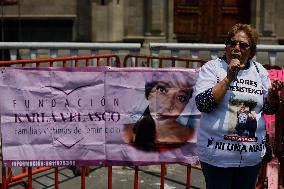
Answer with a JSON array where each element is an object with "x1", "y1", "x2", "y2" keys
[
  {"x1": 132, "y1": 107, "x2": 156, "y2": 151},
  {"x1": 132, "y1": 81, "x2": 159, "y2": 151}
]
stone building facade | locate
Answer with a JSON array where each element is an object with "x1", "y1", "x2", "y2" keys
[{"x1": 1, "y1": 0, "x2": 283, "y2": 45}]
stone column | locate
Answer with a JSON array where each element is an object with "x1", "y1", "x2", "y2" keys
[
  {"x1": 250, "y1": 0, "x2": 259, "y2": 29},
  {"x1": 145, "y1": 0, "x2": 166, "y2": 36},
  {"x1": 108, "y1": 0, "x2": 124, "y2": 41},
  {"x1": 76, "y1": 0, "x2": 92, "y2": 41},
  {"x1": 261, "y1": 0, "x2": 276, "y2": 37},
  {"x1": 166, "y1": 0, "x2": 175, "y2": 42},
  {"x1": 259, "y1": 0, "x2": 277, "y2": 43},
  {"x1": 91, "y1": 0, "x2": 109, "y2": 42},
  {"x1": 123, "y1": 0, "x2": 144, "y2": 39}
]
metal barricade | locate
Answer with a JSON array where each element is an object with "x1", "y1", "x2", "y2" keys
[
  {"x1": 1, "y1": 54, "x2": 282, "y2": 189},
  {"x1": 124, "y1": 55, "x2": 283, "y2": 189},
  {"x1": 0, "y1": 54, "x2": 205, "y2": 189},
  {"x1": 0, "y1": 54, "x2": 120, "y2": 189},
  {"x1": 123, "y1": 54, "x2": 207, "y2": 68},
  {"x1": 123, "y1": 54, "x2": 206, "y2": 189}
]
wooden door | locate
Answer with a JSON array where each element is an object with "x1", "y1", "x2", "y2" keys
[{"x1": 174, "y1": 0, "x2": 251, "y2": 43}]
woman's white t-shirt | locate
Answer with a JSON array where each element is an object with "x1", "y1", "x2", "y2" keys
[{"x1": 195, "y1": 58, "x2": 270, "y2": 167}]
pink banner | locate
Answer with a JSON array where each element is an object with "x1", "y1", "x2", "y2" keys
[
  {"x1": 1, "y1": 67, "x2": 280, "y2": 167},
  {"x1": 0, "y1": 67, "x2": 199, "y2": 167}
]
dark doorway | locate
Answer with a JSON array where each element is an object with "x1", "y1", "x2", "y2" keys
[{"x1": 0, "y1": 19, "x2": 73, "y2": 42}]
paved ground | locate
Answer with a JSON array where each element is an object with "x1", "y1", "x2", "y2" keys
[{"x1": 1, "y1": 164, "x2": 206, "y2": 189}]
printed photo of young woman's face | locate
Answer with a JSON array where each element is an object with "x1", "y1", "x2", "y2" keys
[
  {"x1": 147, "y1": 81, "x2": 193, "y2": 125},
  {"x1": 122, "y1": 72, "x2": 197, "y2": 152}
]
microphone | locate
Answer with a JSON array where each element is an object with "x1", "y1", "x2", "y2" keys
[
  {"x1": 232, "y1": 54, "x2": 240, "y2": 80},
  {"x1": 232, "y1": 53, "x2": 240, "y2": 60}
]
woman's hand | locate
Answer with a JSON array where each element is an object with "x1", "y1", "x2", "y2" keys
[
  {"x1": 227, "y1": 59, "x2": 241, "y2": 82},
  {"x1": 270, "y1": 79, "x2": 284, "y2": 92},
  {"x1": 213, "y1": 58, "x2": 242, "y2": 104},
  {"x1": 268, "y1": 79, "x2": 284, "y2": 106}
]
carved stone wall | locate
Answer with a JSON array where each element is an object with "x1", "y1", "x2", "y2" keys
[{"x1": 1, "y1": 0, "x2": 284, "y2": 44}]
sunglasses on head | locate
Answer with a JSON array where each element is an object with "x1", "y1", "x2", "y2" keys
[{"x1": 226, "y1": 39, "x2": 250, "y2": 49}]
